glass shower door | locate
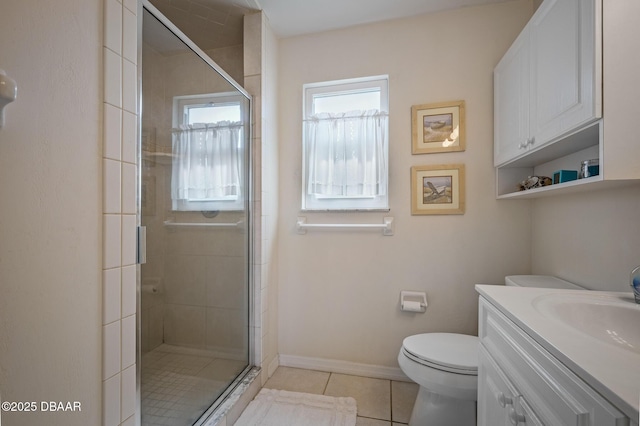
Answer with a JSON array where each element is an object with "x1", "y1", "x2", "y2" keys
[{"x1": 140, "y1": 6, "x2": 251, "y2": 426}]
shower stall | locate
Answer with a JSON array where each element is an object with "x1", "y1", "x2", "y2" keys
[{"x1": 139, "y1": 4, "x2": 253, "y2": 425}]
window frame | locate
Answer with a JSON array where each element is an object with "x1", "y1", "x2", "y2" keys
[
  {"x1": 301, "y1": 75, "x2": 390, "y2": 211},
  {"x1": 171, "y1": 92, "x2": 247, "y2": 212},
  {"x1": 173, "y1": 92, "x2": 244, "y2": 127}
]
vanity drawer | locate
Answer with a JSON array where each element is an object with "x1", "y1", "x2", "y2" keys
[{"x1": 479, "y1": 298, "x2": 628, "y2": 426}]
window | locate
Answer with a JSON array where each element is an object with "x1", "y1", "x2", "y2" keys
[
  {"x1": 177, "y1": 94, "x2": 241, "y2": 124},
  {"x1": 302, "y1": 76, "x2": 389, "y2": 211},
  {"x1": 171, "y1": 93, "x2": 246, "y2": 211}
]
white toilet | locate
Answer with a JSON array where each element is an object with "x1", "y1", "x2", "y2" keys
[{"x1": 397, "y1": 275, "x2": 582, "y2": 426}]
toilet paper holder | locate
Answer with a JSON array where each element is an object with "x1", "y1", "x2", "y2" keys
[{"x1": 400, "y1": 291, "x2": 427, "y2": 313}]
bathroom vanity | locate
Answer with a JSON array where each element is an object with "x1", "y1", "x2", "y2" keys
[{"x1": 476, "y1": 285, "x2": 639, "y2": 426}]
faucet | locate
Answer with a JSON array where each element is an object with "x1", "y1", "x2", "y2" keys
[{"x1": 632, "y1": 265, "x2": 640, "y2": 304}]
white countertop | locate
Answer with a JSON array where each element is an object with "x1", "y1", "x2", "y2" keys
[{"x1": 476, "y1": 284, "x2": 640, "y2": 421}]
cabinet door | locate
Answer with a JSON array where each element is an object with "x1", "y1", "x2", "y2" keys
[
  {"x1": 529, "y1": 0, "x2": 600, "y2": 150},
  {"x1": 478, "y1": 345, "x2": 517, "y2": 426},
  {"x1": 479, "y1": 344, "x2": 548, "y2": 426},
  {"x1": 494, "y1": 27, "x2": 530, "y2": 167},
  {"x1": 517, "y1": 397, "x2": 545, "y2": 426}
]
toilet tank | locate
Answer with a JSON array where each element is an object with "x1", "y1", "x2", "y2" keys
[{"x1": 505, "y1": 275, "x2": 583, "y2": 289}]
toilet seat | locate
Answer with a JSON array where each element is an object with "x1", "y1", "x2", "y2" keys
[{"x1": 401, "y1": 333, "x2": 478, "y2": 376}]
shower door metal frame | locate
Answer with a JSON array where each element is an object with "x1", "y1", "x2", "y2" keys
[{"x1": 136, "y1": 2, "x2": 255, "y2": 425}]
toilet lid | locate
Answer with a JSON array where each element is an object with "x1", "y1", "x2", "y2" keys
[{"x1": 402, "y1": 333, "x2": 478, "y2": 373}]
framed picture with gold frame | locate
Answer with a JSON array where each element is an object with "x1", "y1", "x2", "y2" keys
[
  {"x1": 411, "y1": 100, "x2": 465, "y2": 154},
  {"x1": 411, "y1": 164, "x2": 465, "y2": 215}
]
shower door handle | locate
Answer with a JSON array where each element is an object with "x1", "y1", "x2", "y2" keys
[{"x1": 137, "y1": 226, "x2": 147, "y2": 264}]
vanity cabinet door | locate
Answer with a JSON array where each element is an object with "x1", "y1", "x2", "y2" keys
[
  {"x1": 517, "y1": 397, "x2": 545, "y2": 426},
  {"x1": 529, "y1": 0, "x2": 600, "y2": 150},
  {"x1": 494, "y1": 27, "x2": 530, "y2": 167},
  {"x1": 478, "y1": 345, "x2": 544, "y2": 426},
  {"x1": 478, "y1": 345, "x2": 517, "y2": 426}
]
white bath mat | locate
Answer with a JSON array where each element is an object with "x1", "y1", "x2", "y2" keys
[{"x1": 234, "y1": 388, "x2": 357, "y2": 426}]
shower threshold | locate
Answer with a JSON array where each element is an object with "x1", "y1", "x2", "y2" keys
[{"x1": 196, "y1": 366, "x2": 260, "y2": 426}]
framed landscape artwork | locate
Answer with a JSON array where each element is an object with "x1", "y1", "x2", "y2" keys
[
  {"x1": 411, "y1": 164, "x2": 465, "y2": 215},
  {"x1": 412, "y1": 101, "x2": 465, "y2": 154}
]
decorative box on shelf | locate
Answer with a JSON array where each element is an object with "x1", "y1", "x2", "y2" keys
[{"x1": 553, "y1": 170, "x2": 578, "y2": 184}]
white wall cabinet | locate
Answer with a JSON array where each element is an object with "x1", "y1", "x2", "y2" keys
[
  {"x1": 478, "y1": 298, "x2": 629, "y2": 426},
  {"x1": 494, "y1": 26, "x2": 530, "y2": 167},
  {"x1": 494, "y1": 0, "x2": 640, "y2": 199},
  {"x1": 529, "y1": 0, "x2": 600, "y2": 149},
  {"x1": 494, "y1": 0, "x2": 600, "y2": 168}
]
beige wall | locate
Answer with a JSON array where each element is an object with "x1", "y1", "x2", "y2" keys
[
  {"x1": 532, "y1": 185, "x2": 640, "y2": 291},
  {"x1": 276, "y1": 0, "x2": 534, "y2": 369},
  {"x1": 0, "y1": 0, "x2": 102, "y2": 425}
]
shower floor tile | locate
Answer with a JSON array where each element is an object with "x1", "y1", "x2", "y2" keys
[{"x1": 141, "y1": 344, "x2": 246, "y2": 426}]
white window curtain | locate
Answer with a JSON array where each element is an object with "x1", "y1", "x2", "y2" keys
[
  {"x1": 305, "y1": 109, "x2": 388, "y2": 197},
  {"x1": 171, "y1": 121, "x2": 243, "y2": 211}
]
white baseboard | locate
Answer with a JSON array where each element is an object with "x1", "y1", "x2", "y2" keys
[{"x1": 278, "y1": 354, "x2": 410, "y2": 382}]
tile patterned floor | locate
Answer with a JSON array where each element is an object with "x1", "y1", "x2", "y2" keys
[
  {"x1": 141, "y1": 345, "x2": 246, "y2": 426},
  {"x1": 260, "y1": 367, "x2": 419, "y2": 426}
]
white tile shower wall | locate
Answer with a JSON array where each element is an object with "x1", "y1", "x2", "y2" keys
[
  {"x1": 243, "y1": 11, "x2": 280, "y2": 387},
  {"x1": 141, "y1": 26, "x2": 249, "y2": 355},
  {"x1": 244, "y1": 12, "x2": 264, "y2": 378},
  {"x1": 102, "y1": 0, "x2": 138, "y2": 425}
]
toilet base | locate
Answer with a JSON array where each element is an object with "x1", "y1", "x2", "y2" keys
[{"x1": 409, "y1": 386, "x2": 476, "y2": 426}]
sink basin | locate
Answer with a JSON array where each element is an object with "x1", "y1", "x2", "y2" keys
[{"x1": 532, "y1": 293, "x2": 640, "y2": 354}]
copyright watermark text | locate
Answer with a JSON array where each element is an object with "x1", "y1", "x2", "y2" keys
[{"x1": 1, "y1": 401, "x2": 82, "y2": 412}]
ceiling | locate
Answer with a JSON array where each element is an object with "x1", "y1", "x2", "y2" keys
[
  {"x1": 147, "y1": 0, "x2": 515, "y2": 52},
  {"x1": 255, "y1": 0, "x2": 515, "y2": 38}
]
